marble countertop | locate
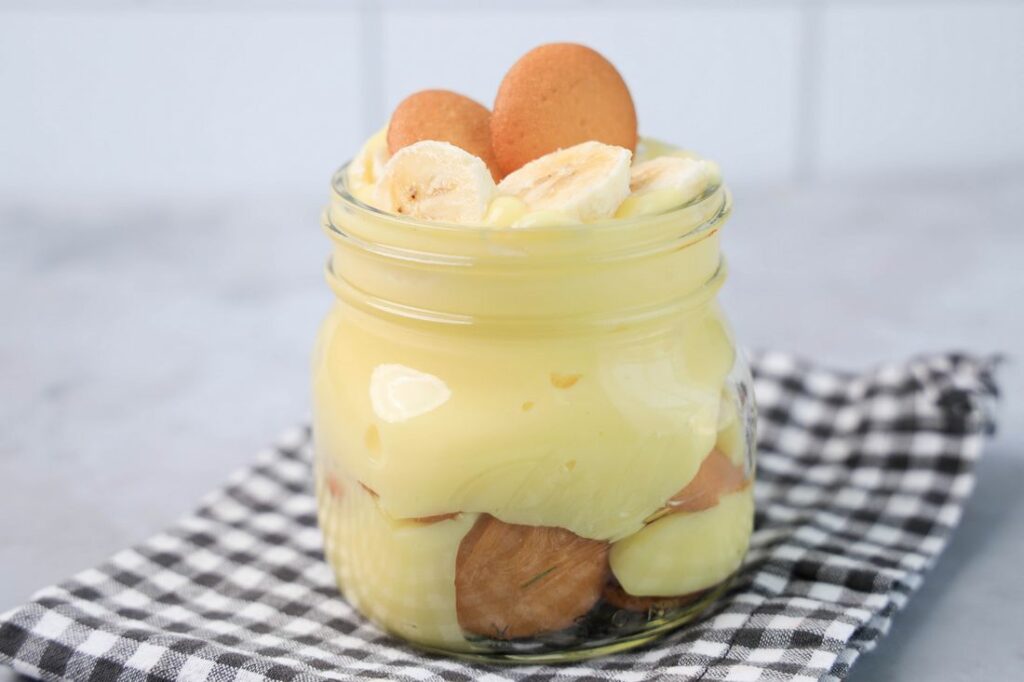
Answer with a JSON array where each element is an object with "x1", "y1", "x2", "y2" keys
[{"x1": 2, "y1": 174, "x2": 1022, "y2": 680}]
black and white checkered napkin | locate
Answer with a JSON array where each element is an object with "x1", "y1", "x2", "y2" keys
[{"x1": 0, "y1": 352, "x2": 999, "y2": 682}]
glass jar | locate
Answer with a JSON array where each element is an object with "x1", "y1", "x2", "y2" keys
[{"x1": 312, "y1": 164, "x2": 756, "y2": 663}]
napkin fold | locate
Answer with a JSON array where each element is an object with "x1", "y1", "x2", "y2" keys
[{"x1": 0, "y1": 352, "x2": 999, "y2": 681}]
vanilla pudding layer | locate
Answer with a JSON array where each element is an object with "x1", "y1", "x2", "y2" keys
[
  {"x1": 316, "y1": 469, "x2": 480, "y2": 651},
  {"x1": 317, "y1": 168, "x2": 736, "y2": 537},
  {"x1": 315, "y1": 295, "x2": 740, "y2": 535}
]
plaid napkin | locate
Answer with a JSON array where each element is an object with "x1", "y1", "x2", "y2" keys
[{"x1": 0, "y1": 352, "x2": 999, "y2": 682}]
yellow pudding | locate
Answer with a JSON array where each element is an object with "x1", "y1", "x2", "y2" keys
[
  {"x1": 609, "y1": 488, "x2": 754, "y2": 596},
  {"x1": 316, "y1": 470, "x2": 480, "y2": 650},
  {"x1": 313, "y1": 297, "x2": 735, "y2": 542}
]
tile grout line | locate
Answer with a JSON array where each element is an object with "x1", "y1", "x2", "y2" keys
[
  {"x1": 357, "y1": 1, "x2": 385, "y2": 137},
  {"x1": 794, "y1": 0, "x2": 824, "y2": 183}
]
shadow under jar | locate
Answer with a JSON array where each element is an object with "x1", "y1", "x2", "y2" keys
[{"x1": 312, "y1": 165, "x2": 756, "y2": 663}]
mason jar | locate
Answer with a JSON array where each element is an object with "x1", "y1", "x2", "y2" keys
[{"x1": 312, "y1": 163, "x2": 756, "y2": 662}]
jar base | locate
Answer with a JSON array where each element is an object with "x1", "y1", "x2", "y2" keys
[{"x1": 409, "y1": 577, "x2": 733, "y2": 665}]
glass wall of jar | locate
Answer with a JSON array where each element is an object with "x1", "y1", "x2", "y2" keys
[{"x1": 312, "y1": 167, "x2": 756, "y2": 662}]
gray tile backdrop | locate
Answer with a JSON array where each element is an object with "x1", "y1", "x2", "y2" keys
[{"x1": 2, "y1": 1, "x2": 1022, "y2": 197}]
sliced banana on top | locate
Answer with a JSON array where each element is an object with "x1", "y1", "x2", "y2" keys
[
  {"x1": 497, "y1": 141, "x2": 632, "y2": 223},
  {"x1": 616, "y1": 156, "x2": 718, "y2": 218},
  {"x1": 631, "y1": 156, "x2": 713, "y2": 196},
  {"x1": 375, "y1": 140, "x2": 496, "y2": 223}
]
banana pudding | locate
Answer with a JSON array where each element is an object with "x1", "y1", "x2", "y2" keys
[{"x1": 314, "y1": 42, "x2": 755, "y2": 662}]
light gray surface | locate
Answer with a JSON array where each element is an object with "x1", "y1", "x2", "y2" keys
[{"x1": 1, "y1": 175, "x2": 1022, "y2": 680}]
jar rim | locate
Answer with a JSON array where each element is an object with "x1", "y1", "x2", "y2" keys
[
  {"x1": 325, "y1": 161, "x2": 732, "y2": 266},
  {"x1": 330, "y1": 161, "x2": 727, "y2": 233},
  {"x1": 323, "y1": 162, "x2": 731, "y2": 329}
]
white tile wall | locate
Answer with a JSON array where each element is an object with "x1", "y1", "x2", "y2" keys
[
  {"x1": 381, "y1": 5, "x2": 803, "y2": 185},
  {"x1": 0, "y1": 1, "x2": 1021, "y2": 198},
  {"x1": 0, "y1": 9, "x2": 364, "y2": 198},
  {"x1": 817, "y1": 2, "x2": 1024, "y2": 178}
]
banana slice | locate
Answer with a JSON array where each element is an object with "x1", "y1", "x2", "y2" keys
[
  {"x1": 614, "y1": 189, "x2": 687, "y2": 219},
  {"x1": 347, "y1": 127, "x2": 389, "y2": 206},
  {"x1": 376, "y1": 140, "x2": 496, "y2": 223},
  {"x1": 496, "y1": 141, "x2": 631, "y2": 222},
  {"x1": 616, "y1": 156, "x2": 716, "y2": 219},
  {"x1": 631, "y1": 156, "x2": 715, "y2": 195}
]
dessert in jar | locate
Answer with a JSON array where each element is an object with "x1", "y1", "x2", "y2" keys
[{"x1": 312, "y1": 43, "x2": 756, "y2": 662}]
